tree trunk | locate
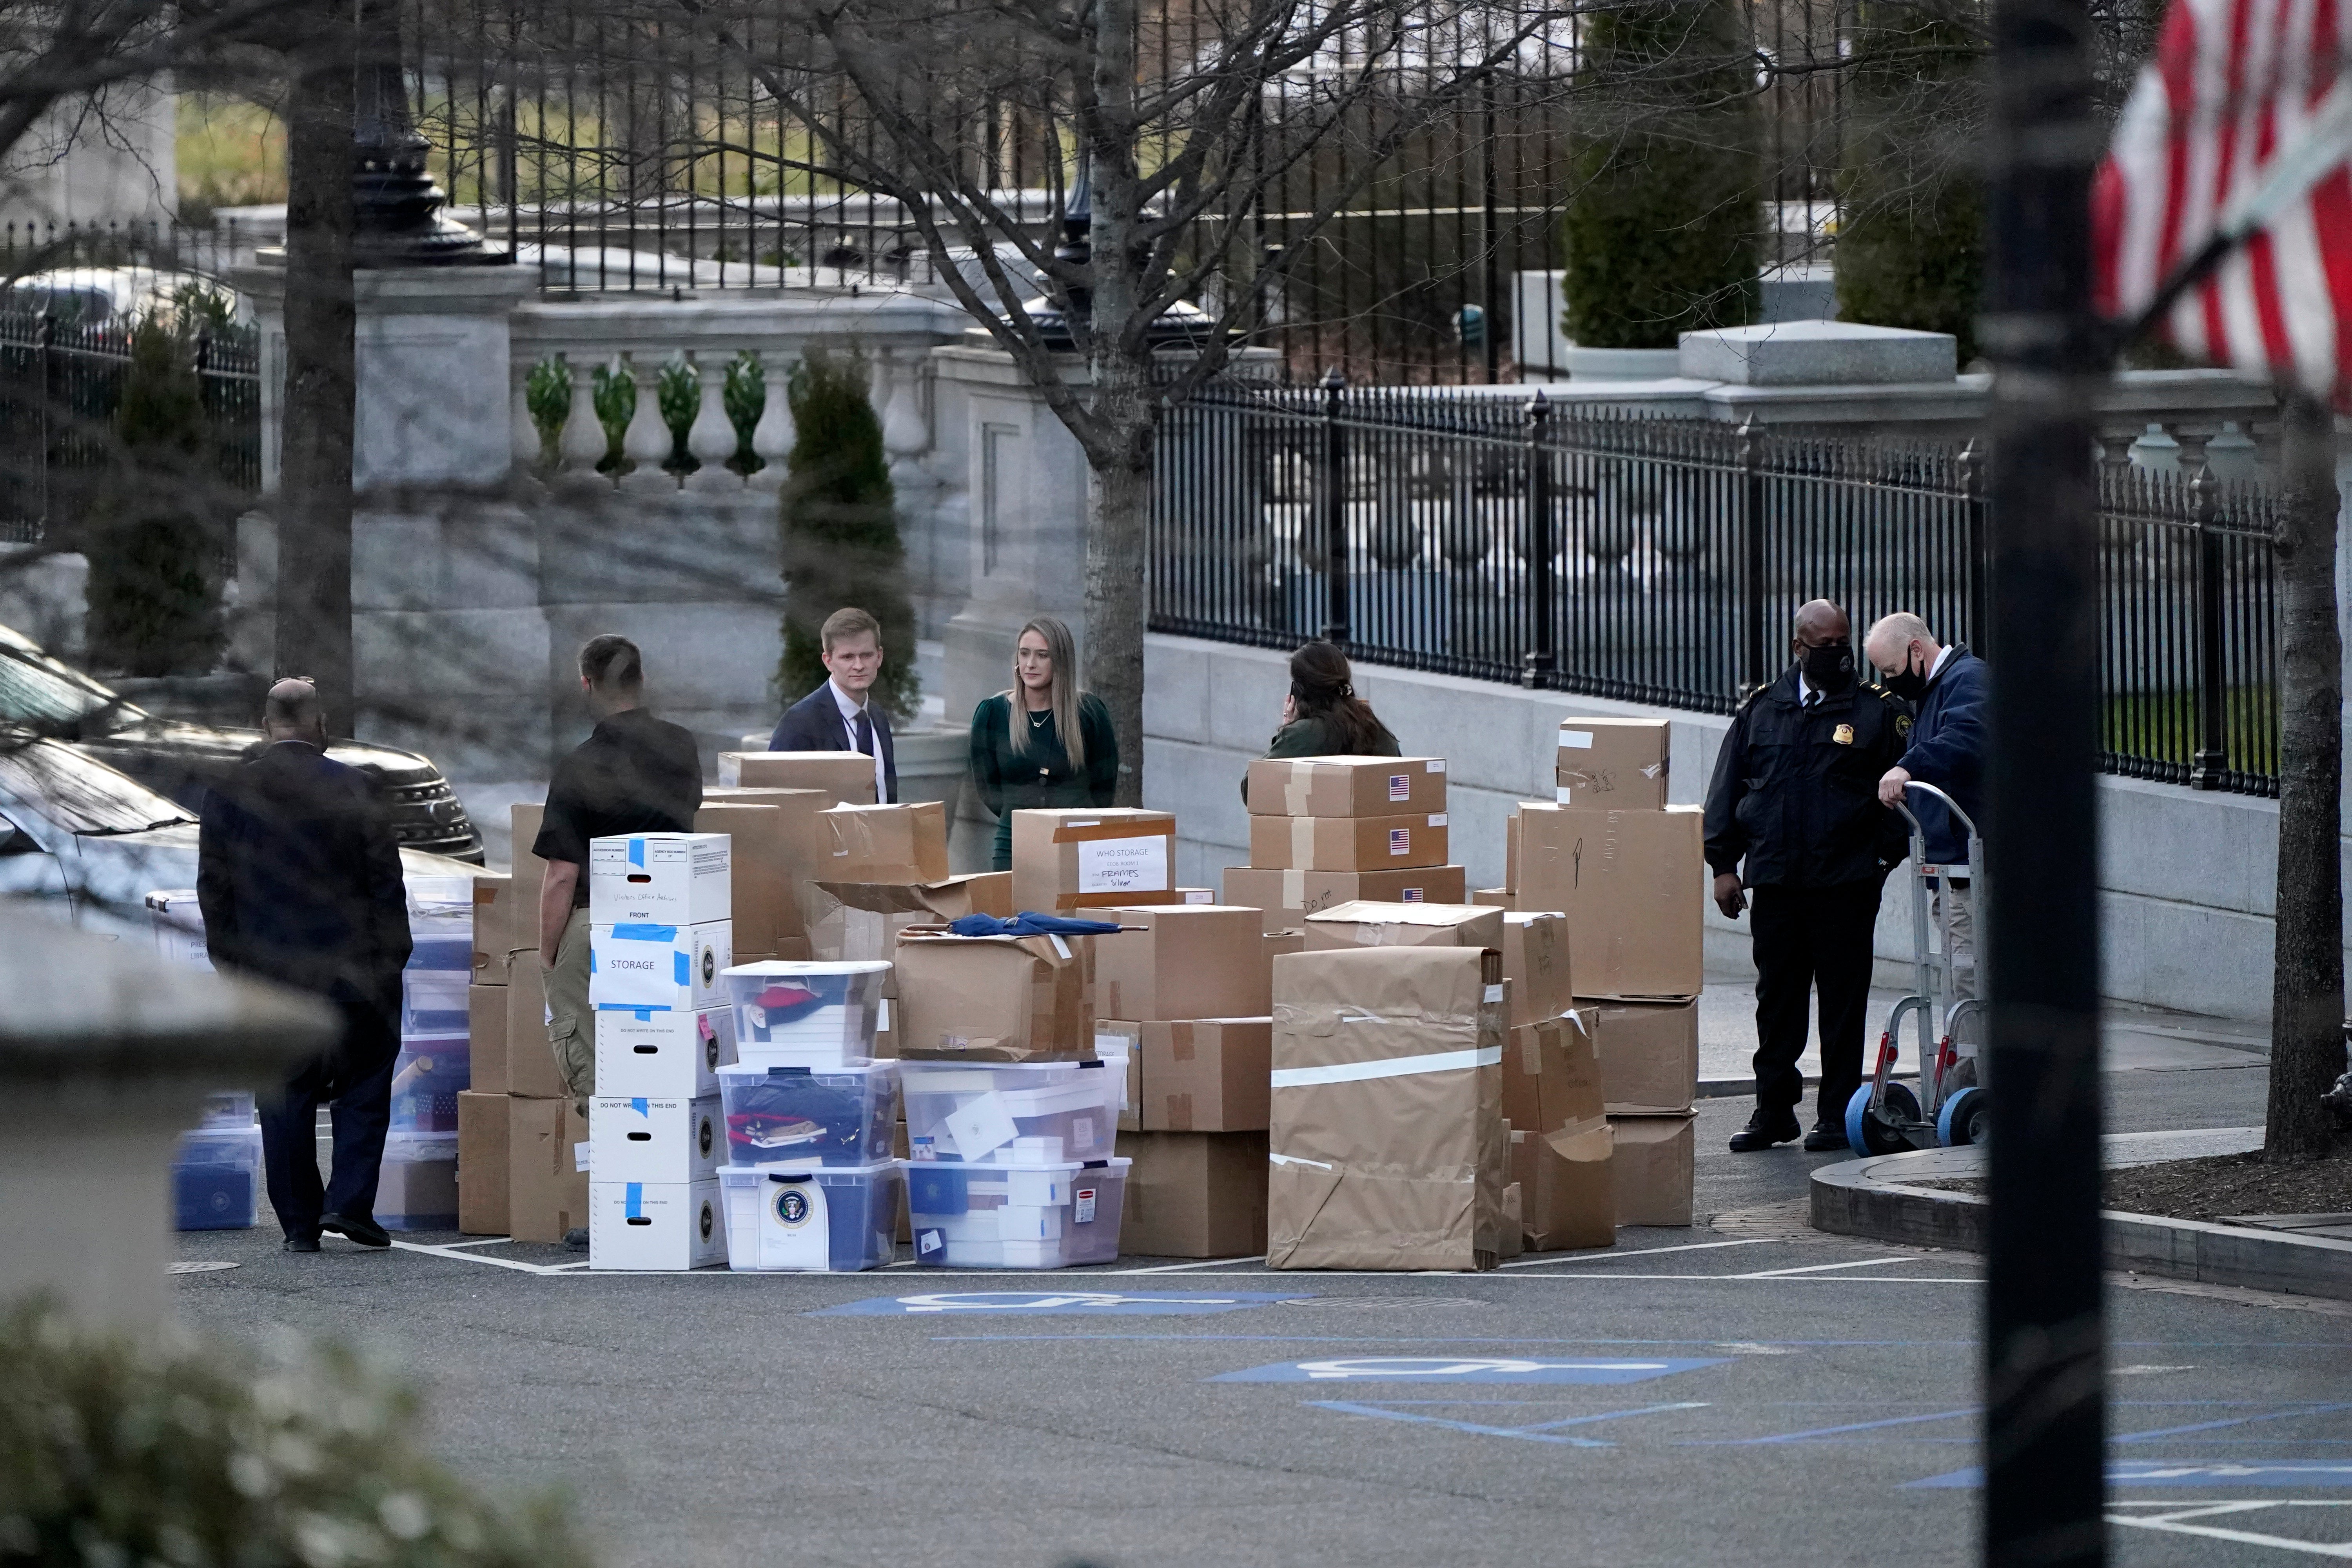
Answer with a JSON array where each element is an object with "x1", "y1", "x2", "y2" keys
[
  {"x1": 2266, "y1": 390, "x2": 2345, "y2": 1163},
  {"x1": 1085, "y1": 425, "x2": 1152, "y2": 807},
  {"x1": 275, "y1": 8, "x2": 358, "y2": 736}
]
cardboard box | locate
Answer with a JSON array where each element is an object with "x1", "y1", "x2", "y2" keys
[
  {"x1": 472, "y1": 875, "x2": 519, "y2": 985},
  {"x1": 1264, "y1": 930, "x2": 1304, "y2": 966},
  {"x1": 1095, "y1": 1021, "x2": 1143, "y2": 1130},
  {"x1": 1594, "y1": 998, "x2": 1700, "y2": 1114},
  {"x1": 588, "y1": 1094, "x2": 721, "y2": 1183},
  {"x1": 1223, "y1": 865, "x2": 1468, "y2": 933},
  {"x1": 1246, "y1": 756, "x2": 1448, "y2": 817},
  {"x1": 1302, "y1": 900, "x2": 1501, "y2": 952},
  {"x1": 587, "y1": 920, "x2": 733, "y2": 1012},
  {"x1": 1556, "y1": 717, "x2": 1671, "y2": 809},
  {"x1": 1175, "y1": 887, "x2": 1215, "y2": 904},
  {"x1": 1498, "y1": 1182, "x2": 1525, "y2": 1259},
  {"x1": 1094, "y1": 905, "x2": 1270, "y2": 1020},
  {"x1": 504, "y1": 956, "x2": 569, "y2": 1100},
  {"x1": 1512, "y1": 1119, "x2": 1616, "y2": 1251},
  {"x1": 1501, "y1": 1007, "x2": 1604, "y2": 1135},
  {"x1": 1266, "y1": 946, "x2": 1508, "y2": 1272},
  {"x1": 719, "y1": 751, "x2": 877, "y2": 803},
  {"x1": 596, "y1": 1005, "x2": 733, "y2": 1098},
  {"x1": 455, "y1": 1090, "x2": 510, "y2": 1235},
  {"x1": 468, "y1": 984, "x2": 509, "y2": 1096},
  {"x1": 377, "y1": 1148, "x2": 459, "y2": 1230},
  {"x1": 805, "y1": 873, "x2": 1012, "y2": 962},
  {"x1": 588, "y1": 832, "x2": 731, "y2": 926},
  {"x1": 695, "y1": 800, "x2": 818, "y2": 958},
  {"x1": 1116, "y1": 1131, "x2": 1270, "y2": 1258},
  {"x1": 810, "y1": 802, "x2": 950, "y2": 887},
  {"x1": 1247, "y1": 812, "x2": 1448, "y2": 872},
  {"x1": 1472, "y1": 887, "x2": 1509, "y2": 907},
  {"x1": 508, "y1": 1096, "x2": 590, "y2": 1244},
  {"x1": 589, "y1": 1179, "x2": 726, "y2": 1269},
  {"x1": 1505, "y1": 812, "x2": 1519, "y2": 896},
  {"x1": 1132, "y1": 1017, "x2": 1273, "y2": 1131},
  {"x1": 893, "y1": 927, "x2": 1093, "y2": 1062},
  {"x1": 1513, "y1": 804, "x2": 1704, "y2": 1001},
  {"x1": 1500, "y1": 911, "x2": 1572, "y2": 1027},
  {"x1": 1011, "y1": 808, "x2": 1178, "y2": 912},
  {"x1": 1608, "y1": 1111, "x2": 1696, "y2": 1227}
]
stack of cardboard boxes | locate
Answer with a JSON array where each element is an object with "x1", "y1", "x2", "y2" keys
[
  {"x1": 584, "y1": 831, "x2": 734, "y2": 1270},
  {"x1": 1225, "y1": 757, "x2": 1465, "y2": 929},
  {"x1": 1509, "y1": 717, "x2": 1704, "y2": 1226},
  {"x1": 1093, "y1": 904, "x2": 1273, "y2": 1258}
]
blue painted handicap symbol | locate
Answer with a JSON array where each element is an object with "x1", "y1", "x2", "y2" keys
[
  {"x1": 813, "y1": 1290, "x2": 1313, "y2": 1317},
  {"x1": 1910, "y1": 1461, "x2": 2352, "y2": 1489},
  {"x1": 1215, "y1": 1356, "x2": 1731, "y2": 1385}
]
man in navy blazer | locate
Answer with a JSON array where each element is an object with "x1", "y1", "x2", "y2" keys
[
  {"x1": 1866, "y1": 613, "x2": 1988, "y2": 1064},
  {"x1": 199, "y1": 678, "x2": 411, "y2": 1252},
  {"x1": 768, "y1": 605, "x2": 897, "y2": 803}
]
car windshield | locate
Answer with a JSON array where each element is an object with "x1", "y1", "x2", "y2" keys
[
  {"x1": 0, "y1": 737, "x2": 194, "y2": 834},
  {"x1": 0, "y1": 645, "x2": 124, "y2": 729}
]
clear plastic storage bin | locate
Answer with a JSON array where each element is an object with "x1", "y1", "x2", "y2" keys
[
  {"x1": 390, "y1": 1037, "x2": 469, "y2": 1131},
  {"x1": 378, "y1": 1131, "x2": 459, "y2": 1230},
  {"x1": 723, "y1": 960, "x2": 888, "y2": 1066},
  {"x1": 716, "y1": 1062, "x2": 898, "y2": 1168},
  {"x1": 173, "y1": 1124, "x2": 263, "y2": 1230},
  {"x1": 906, "y1": 1157, "x2": 1129, "y2": 1269},
  {"x1": 900, "y1": 1059, "x2": 1122, "y2": 1164},
  {"x1": 720, "y1": 1161, "x2": 904, "y2": 1272}
]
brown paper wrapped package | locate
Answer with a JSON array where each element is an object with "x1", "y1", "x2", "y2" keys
[
  {"x1": 1265, "y1": 946, "x2": 1508, "y2": 1272},
  {"x1": 1223, "y1": 865, "x2": 1470, "y2": 933},
  {"x1": 893, "y1": 926, "x2": 1094, "y2": 1062},
  {"x1": 1301, "y1": 900, "x2": 1502, "y2": 952}
]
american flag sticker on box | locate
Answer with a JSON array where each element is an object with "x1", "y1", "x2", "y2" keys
[
  {"x1": 1388, "y1": 828, "x2": 1411, "y2": 857},
  {"x1": 1388, "y1": 773, "x2": 1410, "y2": 801}
]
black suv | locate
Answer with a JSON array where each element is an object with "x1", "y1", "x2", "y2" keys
[{"x1": 0, "y1": 622, "x2": 485, "y2": 862}]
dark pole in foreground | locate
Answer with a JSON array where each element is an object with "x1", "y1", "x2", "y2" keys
[{"x1": 1980, "y1": 0, "x2": 2106, "y2": 1553}]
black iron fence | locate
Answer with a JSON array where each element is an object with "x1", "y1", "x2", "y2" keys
[
  {"x1": 0, "y1": 307, "x2": 263, "y2": 567},
  {"x1": 1150, "y1": 379, "x2": 2281, "y2": 795}
]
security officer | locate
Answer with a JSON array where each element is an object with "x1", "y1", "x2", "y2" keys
[{"x1": 1704, "y1": 599, "x2": 1913, "y2": 1152}]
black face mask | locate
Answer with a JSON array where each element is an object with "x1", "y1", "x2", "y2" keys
[
  {"x1": 1800, "y1": 639, "x2": 1855, "y2": 693},
  {"x1": 1881, "y1": 648, "x2": 1931, "y2": 702}
]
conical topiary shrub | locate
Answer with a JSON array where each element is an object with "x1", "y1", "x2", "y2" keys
[
  {"x1": 1560, "y1": 0, "x2": 1762, "y2": 350},
  {"x1": 82, "y1": 319, "x2": 226, "y2": 677},
  {"x1": 775, "y1": 347, "x2": 920, "y2": 722}
]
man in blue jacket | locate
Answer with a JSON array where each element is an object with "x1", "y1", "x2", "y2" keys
[
  {"x1": 1866, "y1": 613, "x2": 1987, "y2": 1066},
  {"x1": 768, "y1": 606, "x2": 896, "y2": 804}
]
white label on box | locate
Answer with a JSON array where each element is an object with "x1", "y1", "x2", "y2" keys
[
  {"x1": 1388, "y1": 828, "x2": 1410, "y2": 857},
  {"x1": 1428, "y1": 759, "x2": 1446, "y2": 773},
  {"x1": 575, "y1": 1142, "x2": 592, "y2": 1172},
  {"x1": 1074, "y1": 1185, "x2": 1098, "y2": 1224},
  {"x1": 1388, "y1": 773, "x2": 1410, "y2": 801},
  {"x1": 1182, "y1": 888, "x2": 1213, "y2": 904},
  {"x1": 876, "y1": 998, "x2": 891, "y2": 1031},
  {"x1": 1560, "y1": 730, "x2": 1595, "y2": 750},
  {"x1": 1074, "y1": 835, "x2": 1170, "y2": 895},
  {"x1": 1556, "y1": 785, "x2": 1573, "y2": 803},
  {"x1": 1068, "y1": 1113, "x2": 1099, "y2": 1154},
  {"x1": 1402, "y1": 887, "x2": 1425, "y2": 902},
  {"x1": 757, "y1": 1174, "x2": 830, "y2": 1270},
  {"x1": 1428, "y1": 814, "x2": 1448, "y2": 827},
  {"x1": 944, "y1": 1091, "x2": 1020, "y2": 1161}
]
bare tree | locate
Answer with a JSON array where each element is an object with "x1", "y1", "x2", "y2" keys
[{"x1": 2266, "y1": 390, "x2": 2344, "y2": 1162}]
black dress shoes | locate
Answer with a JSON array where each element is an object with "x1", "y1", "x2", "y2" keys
[
  {"x1": 1727, "y1": 1111, "x2": 1802, "y2": 1152},
  {"x1": 1802, "y1": 1123, "x2": 1851, "y2": 1153},
  {"x1": 319, "y1": 1212, "x2": 391, "y2": 1248},
  {"x1": 282, "y1": 1234, "x2": 320, "y2": 1253}
]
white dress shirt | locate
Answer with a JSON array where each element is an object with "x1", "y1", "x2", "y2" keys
[{"x1": 828, "y1": 679, "x2": 888, "y2": 805}]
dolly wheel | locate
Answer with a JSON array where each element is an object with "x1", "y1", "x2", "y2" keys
[
  {"x1": 1846, "y1": 1082, "x2": 1920, "y2": 1156},
  {"x1": 1938, "y1": 1086, "x2": 1987, "y2": 1148}
]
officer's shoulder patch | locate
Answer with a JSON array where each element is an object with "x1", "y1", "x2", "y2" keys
[{"x1": 1896, "y1": 713, "x2": 1913, "y2": 737}]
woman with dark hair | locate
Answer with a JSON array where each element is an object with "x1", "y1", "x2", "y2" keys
[
  {"x1": 968, "y1": 615, "x2": 1118, "y2": 871},
  {"x1": 1243, "y1": 641, "x2": 1399, "y2": 800}
]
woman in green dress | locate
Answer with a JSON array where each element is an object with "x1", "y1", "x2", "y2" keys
[
  {"x1": 969, "y1": 615, "x2": 1119, "y2": 871},
  {"x1": 1243, "y1": 640, "x2": 1399, "y2": 801}
]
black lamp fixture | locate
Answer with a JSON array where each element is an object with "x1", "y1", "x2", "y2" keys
[
  {"x1": 350, "y1": 2, "x2": 505, "y2": 267},
  {"x1": 1023, "y1": 152, "x2": 1216, "y2": 350}
]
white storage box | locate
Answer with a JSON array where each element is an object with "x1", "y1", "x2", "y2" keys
[
  {"x1": 172, "y1": 1124, "x2": 262, "y2": 1230},
  {"x1": 145, "y1": 890, "x2": 210, "y2": 969},
  {"x1": 589, "y1": 1179, "x2": 726, "y2": 1270},
  {"x1": 589, "y1": 1094, "x2": 722, "y2": 1183},
  {"x1": 900, "y1": 1059, "x2": 1122, "y2": 1164},
  {"x1": 724, "y1": 960, "x2": 888, "y2": 1067},
  {"x1": 378, "y1": 1131, "x2": 459, "y2": 1230},
  {"x1": 906, "y1": 1157, "x2": 1129, "y2": 1269},
  {"x1": 716, "y1": 1062, "x2": 898, "y2": 1168},
  {"x1": 589, "y1": 920, "x2": 733, "y2": 1012},
  {"x1": 590, "y1": 833, "x2": 731, "y2": 925},
  {"x1": 596, "y1": 1005, "x2": 735, "y2": 1098},
  {"x1": 719, "y1": 1162, "x2": 903, "y2": 1272}
]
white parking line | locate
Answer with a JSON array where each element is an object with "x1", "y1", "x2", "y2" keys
[
  {"x1": 388, "y1": 1239, "x2": 579, "y2": 1275},
  {"x1": 2109, "y1": 1501, "x2": 2352, "y2": 1559},
  {"x1": 1499, "y1": 1238, "x2": 1775, "y2": 1270},
  {"x1": 1117, "y1": 1257, "x2": 1267, "y2": 1273},
  {"x1": 1733, "y1": 1258, "x2": 1915, "y2": 1279}
]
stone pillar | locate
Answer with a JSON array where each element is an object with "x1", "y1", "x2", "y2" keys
[{"x1": 0, "y1": 912, "x2": 328, "y2": 1333}]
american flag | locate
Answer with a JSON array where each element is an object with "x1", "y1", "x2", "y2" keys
[{"x1": 2093, "y1": 0, "x2": 2352, "y2": 398}]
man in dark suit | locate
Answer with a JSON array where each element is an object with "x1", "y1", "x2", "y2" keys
[
  {"x1": 198, "y1": 678, "x2": 411, "y2": 1252},
  {"x1": 768, "y1": 604, "x2": 897, "y2": 803}
]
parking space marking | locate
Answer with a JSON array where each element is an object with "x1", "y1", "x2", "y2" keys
[
  {"x1": 1693, "y1": 1407, "x2": 1978, "y2": 1445},
  {"x1": 1214, "y1": 1355, "x2": 1733, "y2": 1384},
  {"x1": 2117, "y1": 1405, "x2": 2352, "y2": 1444},
  {"x1": 2111, "y1": 1501, "x2": 2352, "y2": 1559},
  {"x1": 815, "y1": 1290, "x2": 1316, "y2": 1316},
  {"x1": 1913, "y1": 1462, "x2": 2352, "y2": 1489},
  {"x1": 388, "y1": 1240, "x2": 581, "y2": 1275},
  {"x1": 1116, "y1": 1257, "x2": 1267, "y2": 1273},
  {"x1": 1731, "y1": 1258, "x2": 1915, "y2": 1278},
  {"x1": 1497, "y1": 1238, "x2": 1774, "y2": 1269},
  {"x1": 1307, "y1": 1399, "x2": 1708, "y2": 1446}
]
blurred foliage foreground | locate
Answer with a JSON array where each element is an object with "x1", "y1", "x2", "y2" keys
[{"x1": 0, "y1": 1301, "x2": 592, "y2": 1568}]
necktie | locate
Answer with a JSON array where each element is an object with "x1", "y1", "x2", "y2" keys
[{"x1": 853, "y1": 706, "x2": 875, "y2": 758}]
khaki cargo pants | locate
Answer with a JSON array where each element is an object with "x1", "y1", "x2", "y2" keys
[{"x1": 545, "y1": 904, "x2": 596, "y2": 1110}]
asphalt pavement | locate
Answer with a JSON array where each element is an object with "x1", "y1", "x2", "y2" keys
[{"x1": 169, "y1": 1050, "x2": 2350, "y2": 1568}]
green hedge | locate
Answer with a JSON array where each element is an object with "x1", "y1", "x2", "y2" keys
[
  {"x1": 775, "y1": 347, "x2": 920, "y2": 722},
  {"x1": 1561, "y1": 0, "x2": 1761, "y2": 350}
]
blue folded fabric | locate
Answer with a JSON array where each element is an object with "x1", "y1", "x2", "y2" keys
[{"x1": 946, "y1": 912, "x2": 1125, "y2": 938}]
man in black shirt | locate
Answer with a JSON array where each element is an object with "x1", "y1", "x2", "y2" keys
[{"x1": 533, "y1": 635, "x2": 702, "y2": 1125}]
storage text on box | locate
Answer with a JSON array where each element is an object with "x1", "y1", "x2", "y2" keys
[{"x1": 1075, "y1": 837, "x2": 1169, "y2": 895}]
